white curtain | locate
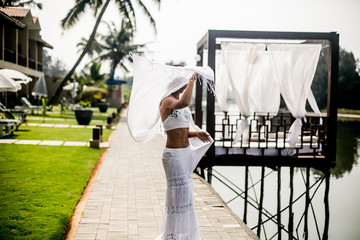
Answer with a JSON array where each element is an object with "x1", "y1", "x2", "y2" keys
[
  {"x1": 268, "y1": 44, "x2": 322, "y2": 147},
  {"x1": 248, "y1": 45, "x2": 280, "y2": 115},
  {"x1": 221, "y1": 43, "x2": 281, "y2": 144},
  {"x1": 221, "y1": 43, "x2": 256, "y2": 144},
  {"x1": 215, "y1": 50, "x2": 230, "y2": 112}
]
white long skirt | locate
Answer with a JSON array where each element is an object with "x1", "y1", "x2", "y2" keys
[{"x1": 157, "y1": 141, "x2": 211, "y2": 240}]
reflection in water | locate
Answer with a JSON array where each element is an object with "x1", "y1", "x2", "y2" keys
[
  {"x1": 332, "y1": 121, "x2": 360, "y2": 178},
  {"x1": 210, "y1": 120, "x2": 360, "y2": 240}
]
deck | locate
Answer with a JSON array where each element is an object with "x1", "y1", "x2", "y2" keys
[{"x1": 66, "y1": 111, "x2": 258, "y2": 240}]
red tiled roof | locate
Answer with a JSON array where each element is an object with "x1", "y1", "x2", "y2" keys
[
  {"x1": 32, "y1": 16, "x2": 38, "y2": 23},
  {"x1": 0, "y1": 6, "x2": 29, "y2": 18},
  {"x1": 0, "y1": 7, "x2": 26, "y2": 28}
]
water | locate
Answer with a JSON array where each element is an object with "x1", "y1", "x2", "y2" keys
[{"x1": 210, "y1": 120, "x2": 360, "y2": 240}]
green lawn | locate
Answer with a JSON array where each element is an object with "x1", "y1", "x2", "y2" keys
[
  {"x1": 0, "y1": 106, "x2": 120, "y2": 239},
  {"x1": 29, "y1": 106, "x2": 119, "y2": 122},
  {"x1": 337, "y1": 108, "x2": 360, "y2": 115},
  {"x1": 0, "y1": 145, "x2": 103, "y2": 239},
  {"x1": 10, "y1": 125, "x2": 112, "y2": 142},
  {"x1": 26, "y1": 119, "x2": 105, "y2": 126}
]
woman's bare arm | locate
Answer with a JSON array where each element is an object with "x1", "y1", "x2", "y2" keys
[
  {"x1": 162, "y1": 73, "x2": 198, "y2": 110},
  {"x1": 188, "y1": 131, "x2": 212, "y2": 143}
]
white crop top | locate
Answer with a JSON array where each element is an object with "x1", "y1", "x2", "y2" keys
[{"x1": 163, "y1": 107, "x2": 190, "y2": 131}]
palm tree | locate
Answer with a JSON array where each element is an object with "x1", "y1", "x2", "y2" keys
[
  {"x1": 49, "y1": 0, "x2": 161, "y2": 104},
  {"x1": 0, "y1": 0, "x2": 42, "y2": 9},
  {"x1": 84, "y1": 62, "x2": 107, "y2": 88},
  {"x1": 76, "y1": 36, "x2": 102, "y2": 58},
  {"x1": 96, "y1": 20, "x2": 143, "y2": 79}
]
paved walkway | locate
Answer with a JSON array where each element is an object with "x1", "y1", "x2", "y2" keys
[{"x1": 68, "y1": 112, "x2": 258, "y2": 240}]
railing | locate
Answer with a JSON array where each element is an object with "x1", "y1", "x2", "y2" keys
[
  {"x1": 37, "y1": 61, "x2": 42, "y2": 71},
  {"x1": 29, "y1": 58, "x2": 36, "y2": 70},
  {"x1": 4, "y1": 48, "x2": 16, "y2": 63},
  {"x1": 18, "y1": 54, "x2": 26, "y2": 67},
  {"x1": 214, "y1": 111, "x2": 327, "y2": 157}
]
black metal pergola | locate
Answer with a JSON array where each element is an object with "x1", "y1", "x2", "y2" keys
[
  {"x1": 194, "y1": 30, "x2": 339, "y2": 240},
  {"x1": 195, "y1": 29, "x2": 339, "y2": 171}
]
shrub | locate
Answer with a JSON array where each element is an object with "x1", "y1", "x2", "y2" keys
[{"x1": 79, "y1": 86, "x2": 107, "y2": 106}]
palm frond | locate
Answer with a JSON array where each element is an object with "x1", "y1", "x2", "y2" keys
[
  {"x1": 136, "y1": 0, "x2": 157, "y2": 33},
  {"x1": 61, "y1": 0, "x2": 92, "y2": 29},
  {"x1": 120, "y1": 62, "x2": 130, "y2": 73},
  {"x1": 93, "y1": 0, "x2": 103, "y2": 16},
  {"x1": 17, "y1": 0, "x2": 42, "y2": 9},
  {"x1": 116, "y1": 1, "x2": 135, "y2": 32}
]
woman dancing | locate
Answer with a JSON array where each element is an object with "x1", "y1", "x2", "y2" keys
[{"x1": 128, "y1": 54, "x2": 214, "y2": 239}]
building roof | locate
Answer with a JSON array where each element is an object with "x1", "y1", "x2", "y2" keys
[
  {"x1": 0, "y1": 7, "x2": 26, "y2": 28},
  {"x1": 0, "y1": 6, "x2": 29, "y2": 18},
  {"x1": 0, "y1": 6, "x2": 52, "y2": 49}
]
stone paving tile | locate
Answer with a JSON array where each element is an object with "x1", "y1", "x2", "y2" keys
[
  {"x1": 100, "y1": 142, "x2": 110, "y2": 148},
  {"x1": 25, "y1": 123, "x2": 39, "y2": 126},
  {"x1": 0, "y1": 139, "x2": 18, "y2": 144},
  {"x1": 71, "y1": 111, "x2": 258, "y2": 240},
  {"x1": 71, "y1": 125, "x2": 86, "y2": 128},
  {"x1": 15, "y1": 140, "x2": 41, "y2": 145},
  {"x1": 38, "y1": 123, "x2": 55, "y2": 127},
  {"x1": 39, "y1": 140, "x2": 64, "y2": 146},
  {"x1": 63, "y1": 141, "x2": 88, "y2": 146},
  {"x1": 54, "y1": 124, "x2": 70, "y2": 128}
]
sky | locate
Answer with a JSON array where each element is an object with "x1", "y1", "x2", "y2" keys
[{"x1": 31, "y1": 0, "x2": 360, "y2": 78}]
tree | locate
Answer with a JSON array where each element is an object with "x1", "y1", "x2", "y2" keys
[
  {"x1": 83, "y1": 62, "x2": 107, "y2": 88},
  {"x1": 0, "y1": 0, "x2": 42, "y2": 9},
  {"x1": 338, "y1": 49, "x2": 360, "y2": 109},
  {"x1": 71, "y1": 62, "x2": 106, "y2": 94},
  {"x1": 76, "y1": 36, "x2": 102, "y2": 58},
  {"x1": 48, "y1": 0, "x2": 161, "y2": 105},
  {"x1": 311, "y1": 48, "x2": 329, "y2": 110},
  {"x1": 311, "y1": 47, "x2": 360, "y2": 110},
  {"x1": 95, "y1": 20, "x2": 143, "y2": 78},
  {"x1": 43, "y1": 49, "x2": 67, "y2": 77}
]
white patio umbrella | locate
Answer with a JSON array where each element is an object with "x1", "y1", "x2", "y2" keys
[
  {"x1": 0, "y1": 69, "x2": 33, "y2": 97},
  {"x1": 63, "y1": 82, "x2": 79, "y2": 100},
  {"x1": 32, "y1": 75, "x2": 47, "y2": 98},
  {"x1": 0, "y1": 72, "x2": 21, "y2": 107},
  {"x1": 0, "y1": 69, "x2": 32, "y2": 84},
  {"x1": 0, "y1": 73, "x2": 20, "y2": 92}
]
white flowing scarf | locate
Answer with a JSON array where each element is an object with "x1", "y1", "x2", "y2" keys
[{"x1": 127, "y1": 53, "x2": 215, "y2": 143}]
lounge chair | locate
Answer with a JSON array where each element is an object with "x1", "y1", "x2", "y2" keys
[
  {"x1": 0, "y1": 102, "x2": 28, "y2": 122},
  {"x1": 0, "y1": 119, "x2": 21, "y2": 138},
  {"x1": 0, "y1": 104, "x2": 22, "y2": 138},
  {"x1": 20, "y1": 97, "x2": 42, "y2": 114}
]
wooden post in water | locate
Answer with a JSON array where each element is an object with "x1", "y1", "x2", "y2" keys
[
  {"x1": 243, "y1": 166, "x2": 249, "y2": 224},
  {"x1": 323, "y1": 169, "x2": 330, "y2": 240},
  {"x1": 289, "y1": 167, "x2": 294, "y2": 240},
  {"x1": 277, "y1": 167, "x2": 282, "y2": 240},
  {"x1": 257, "y1": 166, "x2": 265, "y2": 237},
  {"x1": 304, "y1": 167, "x2": 310, "y2": 240}
]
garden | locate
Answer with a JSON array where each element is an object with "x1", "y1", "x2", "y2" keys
[{"x1": 0, "y1": 106, "x2": 121, "y2": 239}]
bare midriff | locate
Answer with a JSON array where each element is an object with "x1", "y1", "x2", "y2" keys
[{"x1": 165, "y1": 128, "x2": 190, "y2": 148}]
